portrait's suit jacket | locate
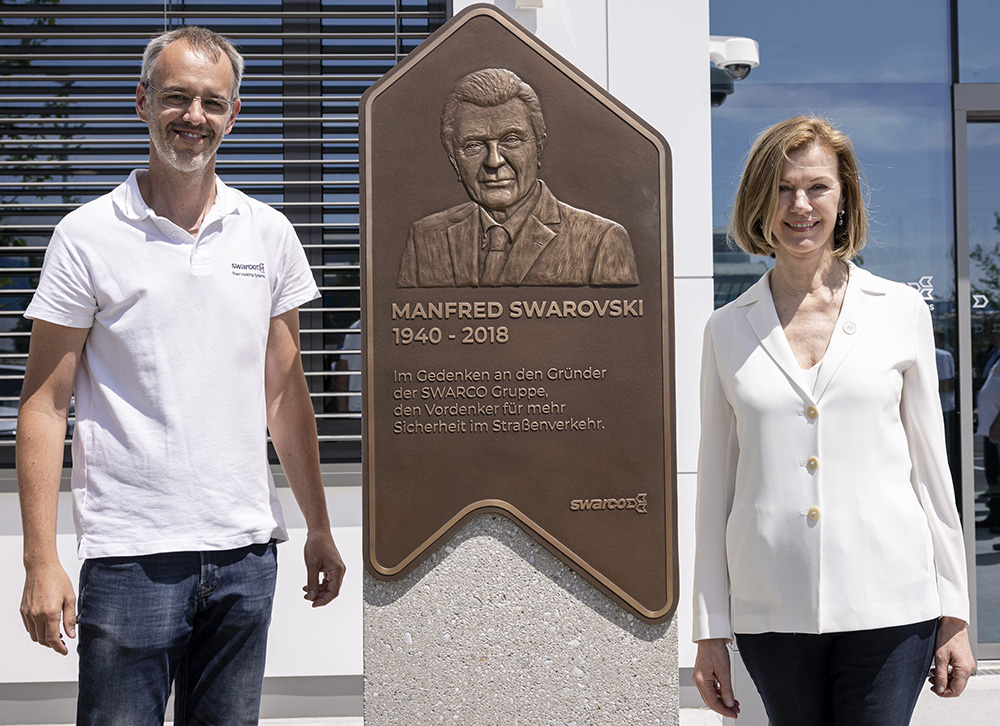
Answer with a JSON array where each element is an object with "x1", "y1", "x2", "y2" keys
[
  {"x1": 693, "y1": 264, "x2": 969, "y2": 641},
  {"x1": 397, "y1": 182, "x2": 638, "y2": 287}
]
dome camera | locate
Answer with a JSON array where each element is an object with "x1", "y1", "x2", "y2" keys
[
  {"x1": 709, "y1": 35, "x2": 760, "y2": 81},
  {"x1": 722, "y1": 63, "x2": 752, "y2": 81},
  {"x1": 710, "y1": 67, "x2": 735, "y2": 107}
]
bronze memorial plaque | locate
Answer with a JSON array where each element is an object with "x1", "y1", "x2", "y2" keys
[{"x1": 361, "y1": 4, "x2": 676, "y2": 622}]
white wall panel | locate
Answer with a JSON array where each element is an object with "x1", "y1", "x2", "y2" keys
[
  {"x1": 0, "y1": 487, "x2": 363, "y2": 683},
  {"x1": 608, "y1": 0, "x2": 714, "y2": 279},
  {"x1": 459, "y1": 0, "x2": 611, "y2": 88},
  {"x1": 673, "y1": 276, "x2": 714, "y2": 476},
  {"x1": 676, "y1": 470, "x2": 698, "y2": 666}
]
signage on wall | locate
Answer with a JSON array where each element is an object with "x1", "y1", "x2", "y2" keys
[{"x1": 360, "y1": 3, "x2": 677, "y2": 622}]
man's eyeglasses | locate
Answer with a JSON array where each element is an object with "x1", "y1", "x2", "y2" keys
[{"x1": 144, "y1": 84, "x2": 235, "y2": 116}]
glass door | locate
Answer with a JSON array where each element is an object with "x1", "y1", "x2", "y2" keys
[
  {"x1": 966, "y1": 122, "x2": 1000, "y2": 652},
  {"x1": 955, "y1": 85, "x2": 1000, "y2": 657}
]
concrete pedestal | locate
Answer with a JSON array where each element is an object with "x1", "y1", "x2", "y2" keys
[{"x1": 364, "y1": 514, "x2": 679, "y2": 724}]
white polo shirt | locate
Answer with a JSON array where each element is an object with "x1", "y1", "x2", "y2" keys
[
  {"x1": 25, "y1": 170, "x2": 321, "y2": 558},
  {"x1": 979, "y1": 362, "x2": 1000, "y2": 437}
]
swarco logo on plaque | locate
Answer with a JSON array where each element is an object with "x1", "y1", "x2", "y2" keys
[{"x1": 569, "y1": 494, "x2": 648, "y2": 514}]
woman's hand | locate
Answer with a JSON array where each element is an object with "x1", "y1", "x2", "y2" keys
[
  {"x1": 693, "y1": 638, "x2": 741, "y2": 718},
  {"x1": 929, "y1": 616, "x2": 975, "y2": 697}
]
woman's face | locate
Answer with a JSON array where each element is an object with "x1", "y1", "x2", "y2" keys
[{"x1": 769, "y1": 142, "x2": 844, "y2": 262}]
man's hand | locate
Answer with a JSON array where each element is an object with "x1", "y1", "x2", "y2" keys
[
  {"x1": 693, "y1": 638, "x2": 741, "y2": 718},
  {"x1": 928, "y1": 616, "x2": 975, "y2": 697},
  {"x1": 301, "y1": 529, "x2": 346, "y2": 607},
  {"x1": 20, "y1": 561, "x2": 76, "y2": 655},
  {"x1": 17, "y1": 320, "x2": 88, "y2": 657}
]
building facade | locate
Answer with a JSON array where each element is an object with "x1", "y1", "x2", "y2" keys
[{"x1": 0, "y1": 0, "x2": 994, "y2": 722}]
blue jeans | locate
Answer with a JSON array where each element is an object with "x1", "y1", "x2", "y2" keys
[
  {"x1": 76, "y1": 541, "x2": 278, "y2": 726},
  {"x1": 735, "y1": 619, "x2": 938, "y2": 726}
]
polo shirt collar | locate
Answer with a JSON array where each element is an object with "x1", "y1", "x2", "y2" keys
[
  {"x1": 112, "y1": 169, "x2": 242, "y2": 221},
  {"x1": 211, "y1": 175, "x2": 242, "y2": 215}
]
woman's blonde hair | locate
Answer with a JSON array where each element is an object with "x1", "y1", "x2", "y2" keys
[{"x1": 729, "y1": 115, "x2": 868, "y2": 260}]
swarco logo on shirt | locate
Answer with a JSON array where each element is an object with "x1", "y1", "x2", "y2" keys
[{"x1": 232, "y1": 261, "x2": 266, "y2": 279}]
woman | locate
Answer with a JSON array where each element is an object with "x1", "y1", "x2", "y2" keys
[{"x1": 692, "y1": 116, "x2": 974, "y2": 724}]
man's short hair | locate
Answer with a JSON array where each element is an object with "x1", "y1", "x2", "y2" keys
[
  {"x1": 440, "y1": 68, "x2": 546, "y2": 159},
  {"x1": 140, "y1": 26, "x2": 245, "y2": 101}
]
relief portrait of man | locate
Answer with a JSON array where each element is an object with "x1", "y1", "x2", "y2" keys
[{"x1": 397, "y1": 68, "x2": 639, "y2": 288}]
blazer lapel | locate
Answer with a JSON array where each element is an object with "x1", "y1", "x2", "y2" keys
[
  {"x1": 744, "y1": 271, "x2": 816, "y2": 400},
  {"x1": 812, "y1": 264, "x2": 883, "y2": 401},
  {"x1": 500, "y1": 217, "x2": 556, "y2": 284},
  {"x1": 446, "y1": 210, "x2": 481, "y2": 286},
  {"x1": 498, "y1": 183, "x2": 559, "y2": 285}
]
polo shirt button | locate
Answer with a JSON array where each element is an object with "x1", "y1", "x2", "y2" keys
[
  {"x1": 806, "y1": 456, "x2": 819, "y2": 471},
  {"x1": 806, "y1": 405, "x2": 819, "y2": 420},
  {"x1": 808, "y1": 507, "x2": 821, "y2": 521}
]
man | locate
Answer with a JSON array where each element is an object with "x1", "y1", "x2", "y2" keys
[
  {"x1": 17, "y1": 26, "x2": 346, "y2": 725},
  {"x1": 934, "y1": 327, "x2": 959, "y2": 508},
  {"x1": 397, "y1": 67, "x2": 639, "y2": 288},
  {"x1": 333, "y1": 318, "x2": 362, "y2": 413},
  {"x1": 976, "y1": 313, "x2": 1000, "y2": 533}
]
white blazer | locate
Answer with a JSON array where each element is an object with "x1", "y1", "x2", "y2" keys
[{"x1": 692, "y1": 263, "x2": 969, "y2": 641}]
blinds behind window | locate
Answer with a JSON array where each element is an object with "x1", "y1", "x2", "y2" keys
[{"x1": 0, "y1": 0, "x2": 447, "y2": 464}]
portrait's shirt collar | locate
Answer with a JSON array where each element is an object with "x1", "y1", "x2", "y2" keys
[{"x1": 479, "y1": 180, "x2": 542, "y2": 247}]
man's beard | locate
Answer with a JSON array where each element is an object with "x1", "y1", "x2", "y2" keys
[{"x1": 149, "y1": 121, "x2": 224, "y2": 172}]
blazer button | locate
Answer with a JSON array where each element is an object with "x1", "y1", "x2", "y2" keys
[
  {"x1": 806, "y1": 456, "x2": 819, "y2": 471},
  {"x1": 806, "y1": 406, "x2": 819, "y2": 420},
  {"x1": 808, "y1": 507, "x2": 821, "y2": 521}
]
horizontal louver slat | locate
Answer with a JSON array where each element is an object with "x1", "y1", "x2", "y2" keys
[{"x1": 0, "y1": 0, "x2": 447, "y2": 464}]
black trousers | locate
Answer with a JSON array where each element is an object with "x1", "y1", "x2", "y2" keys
[{"x1": 735, "y1": 619, "x2": 937, "y2": 726}]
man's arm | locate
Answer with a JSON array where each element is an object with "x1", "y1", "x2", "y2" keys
[
  {"x1": 265, "y1": 308, "x2": 346, "y2": 606},
  {"x1": 17, "y1": 320, "x2": 89, "y2": 654}
]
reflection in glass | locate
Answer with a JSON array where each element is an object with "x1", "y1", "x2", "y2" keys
[
  {"x1": 710, "y1": 0, "x2": 949, "y2": 85},
  {"x1": 712, "y1": 85, "x2": 954, "y2": 301},
  {"x1": 958, "y1": 1, "x2": 1000, "y2": 83},
  {"x1": 966, "y1": 123, "x2": 1000, "y2": 644},
  {"x1": 711, "y1": 85, "x2": 962, "y2": 505},
  {"x1": 711, "y1": 0, "x2": 977, "y2": 637}
]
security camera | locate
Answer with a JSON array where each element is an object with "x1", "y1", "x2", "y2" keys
[
  {"x1": 710, "y1": 67, "x2": 734, "y2": 107},
  {"x1": 709, "y1": 35, "x2": 760, "y2": 80}
]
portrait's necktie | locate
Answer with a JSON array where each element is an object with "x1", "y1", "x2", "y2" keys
[{"x1": 481, "y1": 225, "x2": 509, "y2": 286}]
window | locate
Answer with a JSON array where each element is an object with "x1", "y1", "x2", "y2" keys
[{"x1": 0, "y1": 0, "x2": 447, "y2": 465}]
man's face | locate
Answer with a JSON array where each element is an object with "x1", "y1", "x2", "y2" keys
[
  {"x1": 450, "y1": 99, "x2": 540, "y2": 212},
  {"x1": 136, "y1": 40, "x2": 240, "y2": 172}
]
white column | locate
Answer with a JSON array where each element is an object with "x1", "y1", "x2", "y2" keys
[{"x1": 365, "y1": 1, "x2": 714, "y2": 723}]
